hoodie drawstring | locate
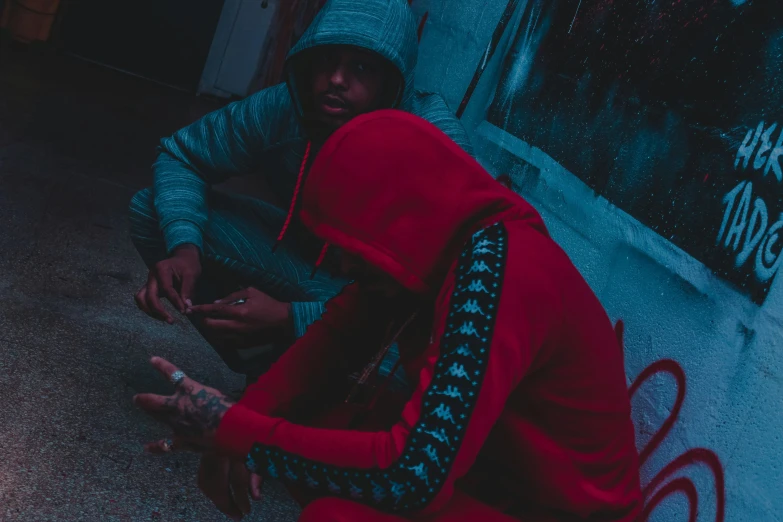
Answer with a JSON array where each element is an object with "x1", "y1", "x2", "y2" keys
[
  {"x1": 310, "y1": 242, "x2": 330, "y2": 280},
  {"x1": 273, "y1": 141, "x2": 312, "y2": 252},
  {"x1": 269, "y1": 141, "x2": 329, "y2": 280}
]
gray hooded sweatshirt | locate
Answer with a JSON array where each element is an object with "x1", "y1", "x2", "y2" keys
[
  {"x1": 150, "y1": 0, "x2": 471, "y2": 338},
  {"x1": 152, "y1": 0, "x2": 472, "y2": 257}
]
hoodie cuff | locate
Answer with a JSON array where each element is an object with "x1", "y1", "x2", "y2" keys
[
  {"x1": 290, "y1": 301, "x2": 327, "y2": 339},
  {"x1": 162, "y1": 220, "x2": 204, "y2": 256},
  {"x1": 238, "y1": 387, "x2": 281, "y2": 415},
  {"x1": 214, "y1": 404, "x2": 281, "y2": 461}
]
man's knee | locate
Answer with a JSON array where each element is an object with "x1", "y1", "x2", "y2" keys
[
  {"x1": 298, "y1": 497, "x2": 364, "y2": 522},
  {"x1": 129, "y1": 187, "x2": 154, "y2": 219},
  {"x1": 128, "y1": 187, "x2": 167, "y2": 267},
  {"x1": 128, "y1": 188, "x2": 157, "y2": 237}
]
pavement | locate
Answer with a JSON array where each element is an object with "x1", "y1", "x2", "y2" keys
[{"x1": 0, "y1": 42, "x2": 301, "y2": 522}]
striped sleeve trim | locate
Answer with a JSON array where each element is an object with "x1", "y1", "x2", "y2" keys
[
  {"x1": 162, "y1": 220, "x2": 204, "y2": 255},
  {"x1": 246, "y1": 223, "x2": 508, "y2": 513},
  {"x1": 291, "y1": 301, "x2": 328, "y2": 339}
]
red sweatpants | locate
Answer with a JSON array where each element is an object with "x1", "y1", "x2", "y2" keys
[{"x1": 297, "y1": 492, "x2": 518, "y2": 522}]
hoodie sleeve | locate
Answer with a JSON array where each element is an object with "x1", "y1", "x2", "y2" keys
[
  {"x1": 412, "y1": 93, "x2": 474, "y2": 157},
  {"x1": 214, "y1": 222, "x2": 563, "y2": 515},
  {"x1": 153, "y1": 84, "x2": 293, "y2": 254},
  {"x1": 234, "y1": 282, "x2": 379, "y2": 417}
]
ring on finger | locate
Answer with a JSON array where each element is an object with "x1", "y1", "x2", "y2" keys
[{"x1": 170, "y1": 370, "x2": 186, "y2": 386}]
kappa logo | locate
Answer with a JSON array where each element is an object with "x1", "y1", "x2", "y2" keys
[
  {"x1": 468, "y1": 260, "x2": 494, "y2": 274},
  {"x1": 435, "y1": 384, "x2": 466, "y2": 400},
  {"x1": 407, "y1": 462, "x2": 431, "y2": 486},
  {"x1": 447, "y1": 362, "x2": 471, "y2": 380},
  {"x1": 466, "y1": 279, "x2": 489, "y2": 293},
  {"x1": 456, "y1": 321, "x2": 481, "y2": 337},
  {"x1": 458, "y1": 299, "x2": 486, "y2": 315},
  {"x1": 423, "y1": 444, "x2": 441, "y2": 467},
  {"x1": 431, "y1": 403, "x2": 457, "y2": 424}
]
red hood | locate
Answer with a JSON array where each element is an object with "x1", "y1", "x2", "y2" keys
[{"x1": 300, "y1": 110, "x2": 548, "y2": 294}]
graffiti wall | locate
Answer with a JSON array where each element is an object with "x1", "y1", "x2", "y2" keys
[
  {"x1": 485, "y1": 0, "x2": 782, "y2": 303},
  {"x1": 623, "y1": 330, "x2": 726, "y2": 522}
]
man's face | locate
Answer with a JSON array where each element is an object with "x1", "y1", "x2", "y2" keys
[{"x1": 308, "y1": 45, "x2": 392, "y2": 129}]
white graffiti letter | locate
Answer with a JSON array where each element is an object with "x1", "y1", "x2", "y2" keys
[
  {"x1": 756, "y1": 215, "x2": 783, "y2": 282},
  {"x1": 724, "y1": 182, "x2": 753, "y2": 251},
  {"x1": 735, "y1": 122, "x2": 764, "y2": 170},
  {"x1": 736, "y1": 197, "x2": 768, "y2": 268},
  {"x1": 717, "y1": 181, "x2": 747, "y2": 246},
  {"x1": 764, "y1": 128, "x2": 783, "y2": 182},
  {"x1": 753, "y1": 123, "x2": 778, "y2": 170}
]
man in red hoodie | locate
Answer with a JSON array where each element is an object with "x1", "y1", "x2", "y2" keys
[{"x1": 134, "y1": 110, "x2": 642, "y2": 521}]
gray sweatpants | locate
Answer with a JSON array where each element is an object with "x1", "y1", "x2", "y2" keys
[{"x1": 128, "y1": 188, "x2": 408, "y2": 388}]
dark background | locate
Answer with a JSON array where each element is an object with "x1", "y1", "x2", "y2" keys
[{"x1": 57, "y1": 0, "x2": 226, "y2": 91}]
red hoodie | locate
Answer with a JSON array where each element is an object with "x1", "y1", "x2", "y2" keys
[{"x1": 214, "y1": 110, "x2": 642, "y2": 521}]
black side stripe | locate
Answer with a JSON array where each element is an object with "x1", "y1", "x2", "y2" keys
[{"x1": 246, "y1": 222, "x2": 508, "y2": 513}]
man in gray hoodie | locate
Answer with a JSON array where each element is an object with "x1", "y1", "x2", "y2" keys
[{"x1": 129, "y1": 0, "x2": 471, "y2": 386}]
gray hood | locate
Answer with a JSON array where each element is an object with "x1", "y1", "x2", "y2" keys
[{"x1": 284, "y1": 0, "x2": 419, "y2": 117}]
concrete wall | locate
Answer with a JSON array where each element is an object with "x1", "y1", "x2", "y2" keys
[
  {"x1": 413, "y1": 0, "x2": 783, "y2": 520},
  {"x1": 411, "y1": 0, "x2": 518, "y2": 133}
]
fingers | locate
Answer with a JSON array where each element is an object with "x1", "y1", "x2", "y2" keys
[
  {"x1": 229, "y1": 462, "x2": 253, "y2": 517},
  {"x1": 135, "y1": 279, "x2": 173, "y2": 324},
  {"x1": 133, "y1": 392, "x2": 172, "y2": 415},
  {"x1": 139, "y1": 357, "x2": 196, "y2": 396},
  {"x1": 199, "y1": 454, "x2": 244, "y2": 521},
  {"x1": 159, "y1": 267, "x2": 186, "y2": 313},
  {"x1": 249, "y1": 473, "x2": 264, "y2": 501},
  {"x1": 144, "y1": 438, "x2": 174, "y2": 455},
  {"x1": 213, "y1": 288, "x2": 250, "y2": 305},
  {"x1": 143, "y1": 275, "x2": 175, "y2": 324},
  {"x1": 202, "y1": 318, "x2": 247, "y2": 333},
  {"x1": 134, "y1": 285, "x2": 150, "y2": 314},
  {"x1": 179, "y1": 272, "x2": 198, "y2": 310},
  {"x1": 133, "y1": 358, "x2": 198, "y2": 438},
  {"x1": 147, "y1": 356, "x2": 187, "y2": 386},
  {"x1": 187, "y1": 302, "x2": 244, "y2": 319},
  {"x1": 145, "y1": 437, "x2": 203, "y2": 454}
]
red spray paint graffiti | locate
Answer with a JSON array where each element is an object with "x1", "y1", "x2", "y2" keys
[{"x1": 616, "y1": 321, "x2": 726, "y2": 522}]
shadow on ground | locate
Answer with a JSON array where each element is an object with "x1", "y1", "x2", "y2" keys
[{"x1": 0, "y1": 42, "x2": 300, "y2": 522}]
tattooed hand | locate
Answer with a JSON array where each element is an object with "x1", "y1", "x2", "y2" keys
[{"x1": 133, "y1": 357, "x2": 235, "y2": 451}]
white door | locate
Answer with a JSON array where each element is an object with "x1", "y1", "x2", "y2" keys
[{"x1": 199, "y1": 0, "x2": 279, "y2": 98}]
